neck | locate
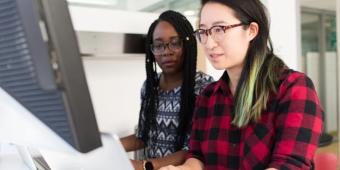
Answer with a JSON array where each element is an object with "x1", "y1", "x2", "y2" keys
[
  {"x1": 160, "y1": 72, "x2": 183, "y2": 91},
  {"x1": 226, "y1": 66, "x2": 243, "y2": 96}
]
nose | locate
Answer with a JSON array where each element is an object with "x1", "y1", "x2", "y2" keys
[
  {"x1": 158, "y1": 45, "x2": 173, "y2": 57},
  {"x1": 163, "y1": 44, "x2": 173, "y2": 53},
  {"x1": 204, "y1": 34, "x2": 218, "y2": 50}
]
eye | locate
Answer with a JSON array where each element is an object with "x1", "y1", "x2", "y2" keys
[
  {"x1": 197, "y1": 29, "x2": 206, "y2": 35},
  {"x1": 212, "y1": 26, "x2": 225, "y2": 33},
  {"x1": 153, "y1": 44, "x2": 164, "y2": 49},
  {"x1": 170, "y1": 38, "x2": 182, "y2": 46}
]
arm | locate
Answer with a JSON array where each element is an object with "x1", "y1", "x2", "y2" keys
[
  {"x1": 178, "y1": 158, "x2": 204, "y2": 170},
  {"x1": 158, "y1": 158, "x2": 204, "y2": 170},
  {"x1": 152, "y1": 150, "x2": 187, "y2": 169},
  {"x1": 122, "y1": 81, "x2": 147, "y2": 152},
  {"x1": 120, "y1": 134, "x2": 145, "y2": 152},
  {"x1": 130, "y1": 150, "x2": 187, "y2": 170},
  {"x1": 268, "y1": 74, "x2": 323, "y2": 169}
]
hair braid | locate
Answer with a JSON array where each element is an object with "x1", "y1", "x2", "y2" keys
[
  {"x1": 138, "y1": 20, "x2": 159, "y2": 145},
  {"x1": 159, "y1": 11, "x2": 197, "y2": 150}
]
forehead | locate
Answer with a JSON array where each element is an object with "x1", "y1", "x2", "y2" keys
[
  {"x1": 200, "y1": 2, "x2": 238, "y2": 27},
  {"x1": 153, "y1": 21, "x2": 179, "y2": 41}
]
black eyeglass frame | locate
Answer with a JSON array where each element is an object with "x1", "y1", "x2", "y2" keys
[{"x1": 150, "y1": 37, "x2": 183, "y2": 55}]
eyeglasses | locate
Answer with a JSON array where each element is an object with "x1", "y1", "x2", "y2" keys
[
  {"x1": 194, "y1": 23, "x2": 245, "y2": 44},
  {"x1": 150, "y1": 37, "x2": 183, "y2": 55}
]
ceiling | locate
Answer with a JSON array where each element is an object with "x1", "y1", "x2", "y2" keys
[
  {"x1": 67, "y1": 0, "x2": 199, "y2": 17},
  {"x1": 67, "y1": 0, "x2": 337, "y2": 15}
]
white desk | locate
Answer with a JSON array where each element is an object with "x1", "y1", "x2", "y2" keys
[
  {"x1": 0, "y1": 134, "x2": 133, "y2": 170},
  {"x1": 0, "y1": 143, "x2": 30, "y2": 170}
]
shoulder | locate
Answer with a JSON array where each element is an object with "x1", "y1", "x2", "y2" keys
[
  {"x1": 140, "y1": 73, "x2": 160, "y2": 96},
  {"x1": 279, "y1": 69, "x2": 315, "y2": 90},
  {"x1": 195, "y1": 71, "x2": 214, "y2": 83},
  {"x1": 277, "y1": 68, "x2": 317, "y2": 99},
  {"x1": 194, "y1": 71, "x2": 214, "y2": 95},
  {"x1": 197, "y1": 80, "x2": 219, "y2": 98}
]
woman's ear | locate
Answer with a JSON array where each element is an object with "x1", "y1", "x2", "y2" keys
[{"x1": 247, "y1": 22, "x2": 259, "y2": 41}]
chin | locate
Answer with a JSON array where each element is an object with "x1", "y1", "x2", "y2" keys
[
  {"x1": 210, "y1": 63, "x2": 226, "y2": 70},
  {"x1": 163, "y1": 68, "x2": 179, "y2": 74}
]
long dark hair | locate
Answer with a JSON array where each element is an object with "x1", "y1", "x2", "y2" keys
[
  {"x1": 138, "y1": 10, "x2": 197, "y2": 150},
  {"x1": 202, "y1": 0, "x2": 285, "y2": 127}
]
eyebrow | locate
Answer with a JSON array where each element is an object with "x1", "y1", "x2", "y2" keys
[
  {"x1": 153, "y1": 36, "x2": 179, "y2": 42},
  {"x1": 199, "y1": 21, "x2": 228, "y2": 28}
]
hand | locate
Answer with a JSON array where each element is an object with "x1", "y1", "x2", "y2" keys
[
  {"x1": 131, "y1": 159, "x2": 143, "y2": 170},
  {"x1": 158, "y1": 165, "x2": 182, "y2": 170}
]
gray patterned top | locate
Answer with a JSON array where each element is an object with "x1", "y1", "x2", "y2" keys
[{"x1": 136, "y1": 71, "x2": 214, "y2": 159}]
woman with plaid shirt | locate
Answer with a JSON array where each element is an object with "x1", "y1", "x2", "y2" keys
[{"x1": 160, "y1": 0, "x2": 323, "y2": 170}]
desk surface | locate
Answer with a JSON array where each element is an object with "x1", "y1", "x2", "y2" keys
[
  {"x1": 0, "y1": 134, "x2": 133, "y2": 170},
  {"x1": 0, "y1": 143, "x2": 30, "y2": 170}
]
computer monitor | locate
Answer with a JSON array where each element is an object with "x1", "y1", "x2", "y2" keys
[{"x1": 0, "y1": 0, "x2": 102, "y2": 153}]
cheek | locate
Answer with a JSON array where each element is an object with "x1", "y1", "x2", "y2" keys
[
  {"x1": 222, "y1": 35, "x2": 249, "y2": 58},
  {"x1": 176, "y1": 49, "x2": 184, "y2": 62},
  {"x1": 154, "y1": 56, "x2": 162, "y2": 65}
]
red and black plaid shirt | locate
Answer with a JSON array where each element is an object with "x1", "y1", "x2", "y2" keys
[{"x1": 187, "y1": 69, "x2": 323, "y2": 170}]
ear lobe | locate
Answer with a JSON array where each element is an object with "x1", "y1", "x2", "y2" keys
[{"x1": 248, "y1": 22, "x2": 259, "y2": 41}]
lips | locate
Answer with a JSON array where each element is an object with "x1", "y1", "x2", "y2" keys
[
  {"x1": 162, "y1": 61, "x2": 176, "y2": 67},
  {"x1": 209, "y1": 53, "x2": 224, "y2": 60}
]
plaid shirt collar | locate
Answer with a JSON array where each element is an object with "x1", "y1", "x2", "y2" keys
[{"x1": 214, "y1": 71, "x2": 231, "y2": 96}]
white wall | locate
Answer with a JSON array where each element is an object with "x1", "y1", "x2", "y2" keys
[
  {"x1": 69, "y1": 6, "x2": 158, "y2": 34},
  {"x1": 82, "y1": 57, "x2": 145, "y2": 137},
  {"x1": 264, "y1": 0, "x2": 301, "y2": 70},
  {"x1": 69, "y1": 5, "x2": 198, "y2": 34}
]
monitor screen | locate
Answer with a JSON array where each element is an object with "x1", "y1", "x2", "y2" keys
[{"x1": 0, "y1": 0, "x2": 102, "y2": 153}]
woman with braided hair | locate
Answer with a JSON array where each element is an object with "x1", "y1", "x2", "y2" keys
[{"x1": 120, "y1": 10, "x2": 214, "y2": 170}]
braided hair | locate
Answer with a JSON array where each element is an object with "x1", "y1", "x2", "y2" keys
[{"x1": 138, "y1": 10, "x2": 197, "y2": 151}]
